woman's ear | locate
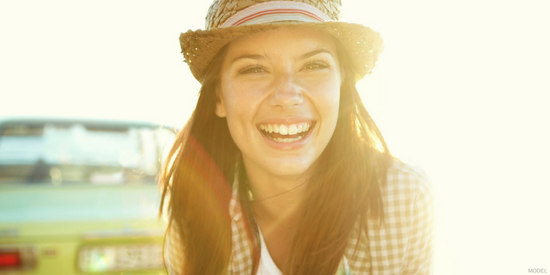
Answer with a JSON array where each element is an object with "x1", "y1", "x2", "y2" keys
[{"x1": 215, "y1": 88, "x2": 227, "y2": 118}]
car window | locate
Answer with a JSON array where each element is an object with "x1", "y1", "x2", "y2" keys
[{"x1": 0, "y1": 121, "x2": 176, "y2": 184}]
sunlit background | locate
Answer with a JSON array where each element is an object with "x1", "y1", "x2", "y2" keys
[{"x1": 1, "y1": 0, "x2": 549, "y2": 274}]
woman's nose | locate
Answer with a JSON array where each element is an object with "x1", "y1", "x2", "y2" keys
[{"x1": 268, "y1": 74, "x2": 304, "y2": 109}]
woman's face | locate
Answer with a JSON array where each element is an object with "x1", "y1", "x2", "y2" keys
[{"x1": 217, "y1": 27, "x2": 342, "y2": 179}]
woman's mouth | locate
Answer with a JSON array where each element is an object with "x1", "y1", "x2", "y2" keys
[{"x1": 258, "y1": 121, "x2": 315, "y2": 143}]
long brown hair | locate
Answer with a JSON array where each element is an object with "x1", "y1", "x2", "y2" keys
[{"x1": 160, "y1": 33, "x2": 392, "y2": 275}]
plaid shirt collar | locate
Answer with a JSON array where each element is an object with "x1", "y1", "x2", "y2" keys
[{"x1": 228, "y1": 176, "x2": 256, "y2": 274}]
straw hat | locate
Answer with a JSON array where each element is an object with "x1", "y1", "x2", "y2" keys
[{"x1": 180, "y1": 0, "x2": 383, "y2": 82}]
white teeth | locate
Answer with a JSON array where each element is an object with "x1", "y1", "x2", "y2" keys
[
  {"x1": 265, "y1": 135, "x2": 303, "y2": 143},
  {"x1": 288, "y1": 125, "x2": 297, "y2": 135},
  {"x1": 279, "y1": 125, "x2": 288, "y2": 135},
  {"x1": 259, "y1": 122, "x2": 313, "y2": 136}
]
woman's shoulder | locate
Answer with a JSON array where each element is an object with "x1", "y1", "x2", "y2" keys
[
  {"x1": 384, "y1": 158, "x2": 434, "y2": 202},
  {"x1": 344, "y1": 159, "x2": 436, "y2": 274}
]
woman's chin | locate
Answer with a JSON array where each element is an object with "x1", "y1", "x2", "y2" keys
[{"x1": 262, "y1": 157, "x2": 319, "y2": 180}]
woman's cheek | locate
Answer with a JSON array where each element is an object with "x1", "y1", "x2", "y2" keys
[
  {"x1": 306, "y1": 81, "x2": 340, "y2": 105},
  {"x1": 224, "y1": 89, "x2": 259, "y2": 127}
]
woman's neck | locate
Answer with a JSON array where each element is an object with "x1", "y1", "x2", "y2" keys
[
  {"x1": 241, "y1": 159, "x2": 317, "y2": 270},
  {"x1": 242, "y1": 160, "x2": 311, "y2": 223}
]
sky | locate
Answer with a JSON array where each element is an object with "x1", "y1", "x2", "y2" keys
[{"x1": 1, "y1": 1, "x2": 550, "y2": 274}]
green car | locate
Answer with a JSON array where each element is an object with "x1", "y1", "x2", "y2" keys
[{"x1": 0, "y1": 117, "x2": 175, "y2": 275}]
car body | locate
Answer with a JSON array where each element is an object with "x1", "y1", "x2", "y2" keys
[{"x1": 0, "y1": 117, "x2": 175, "y2": 275}]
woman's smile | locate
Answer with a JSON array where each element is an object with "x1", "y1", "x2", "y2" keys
[
  {"x1": 258, "y1": 121, "x2": 314, "y2": 143},
  {"x1": 257, "y1": 120, "x2": 317, "y2": 150}
]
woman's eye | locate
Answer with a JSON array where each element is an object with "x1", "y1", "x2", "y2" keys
[
  {"x1": 303, "y1": 61, "x2": 329, "y2": 70},
  {"x1": 239, "y1": 66, "x2": 266, "y2": 75}
]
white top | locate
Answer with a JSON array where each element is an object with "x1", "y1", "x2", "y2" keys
[
  {"x1": 256, "y1": 227, "x2": 283, "y2": 275},
  {"x1": 255, "y1": 227, "x2": 351, "y2": 275}
]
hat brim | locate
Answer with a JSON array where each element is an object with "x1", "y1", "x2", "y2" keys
[{"x1": 179, "y1": 21, "x2": 383, "y2": 82}]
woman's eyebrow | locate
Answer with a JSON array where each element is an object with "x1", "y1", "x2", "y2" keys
[
  {"x1": 300, "y1": 48, "x2": 334, "y2": 59},
  {"x1": 231, "y1": 54, "x2": 266, "y2": 63},
  {"x1": 231, "y1": 49, "x2": 332, "y2": 63}
]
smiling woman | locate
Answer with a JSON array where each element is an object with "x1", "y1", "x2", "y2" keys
[{"x1": 159, "y1": 1, "x2": 435, "y2": 275}]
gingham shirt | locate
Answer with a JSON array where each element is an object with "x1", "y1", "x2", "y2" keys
[{"x1": 165, "y1": 160, "x2": 435, "y2": 275}]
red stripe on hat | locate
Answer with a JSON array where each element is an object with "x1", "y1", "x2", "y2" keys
[{"x1": 231, "y1": 8, "x2": 325, "y2": 26}]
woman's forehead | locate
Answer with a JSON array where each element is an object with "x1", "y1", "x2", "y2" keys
[{"x1": 225, "y1": 27, "x2": 338, "y2": 58}]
